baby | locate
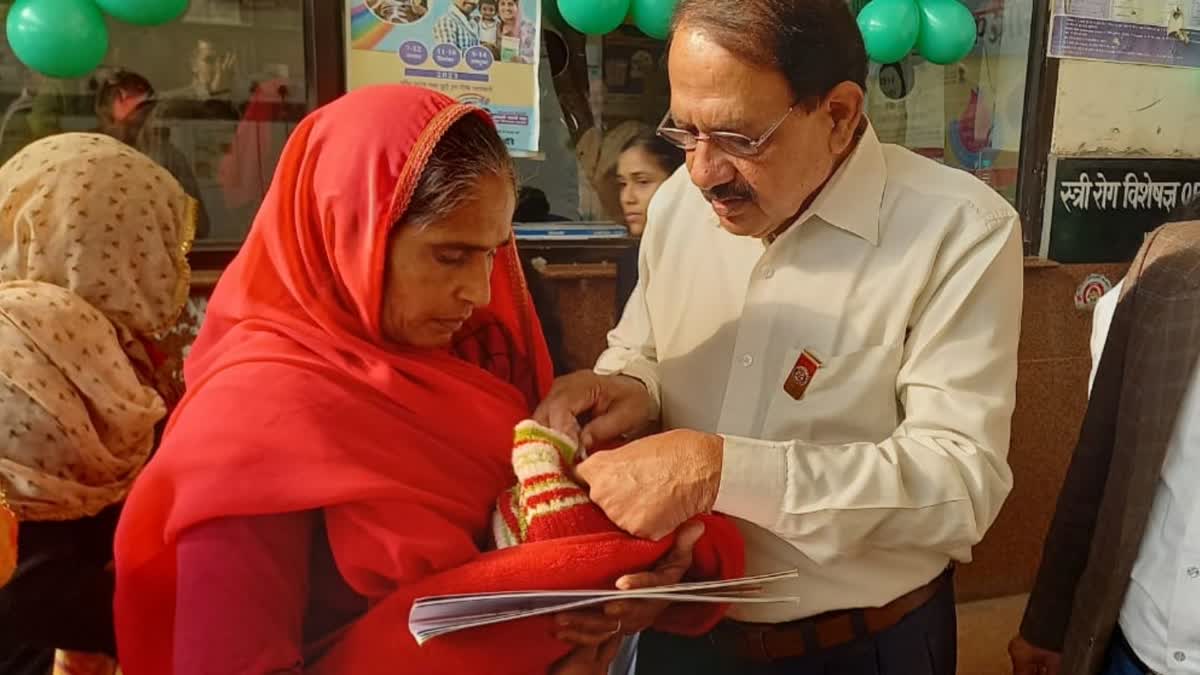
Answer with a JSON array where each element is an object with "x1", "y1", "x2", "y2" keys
[{"x1": 493, "y1": 420, "x2": 615, "y2": 548}]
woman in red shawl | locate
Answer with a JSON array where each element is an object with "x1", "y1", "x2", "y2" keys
[{"x1": 113, "y1": 86, "x2": 741, "y2": 675}]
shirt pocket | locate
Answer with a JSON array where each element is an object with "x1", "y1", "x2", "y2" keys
[{"x1": 761, "y1": 344, "x2": 903, "y2": 445}]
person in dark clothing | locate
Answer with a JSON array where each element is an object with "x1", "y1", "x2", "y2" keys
[
  {"x1": 0, "y1": 135, "x2": 198, "y2": 675},
  {"x1": 0, "y1": 506, "x2": 122, "y2": 675},
  {"x1": 515, "y1": 186, "x2": 571, "y2": 223},
  {"x1": 1012, "y1": 199, "x2": 1200, "y2": 675}
]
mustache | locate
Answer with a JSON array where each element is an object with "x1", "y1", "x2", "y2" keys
[{"x1": 702, "y1": 182, "x2": 754, "y2": 203}]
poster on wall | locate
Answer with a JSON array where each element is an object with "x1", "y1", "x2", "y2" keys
[
  {"x1": 1043, "y1": 157, "x2": 1200, "y2": 262},
  {"x1": 1048, "y1": 0, "x2": 1200, "y2": 68},
  {"x1": 922, "y1": 0, "x2": 1030, "y2": 204},
  {"x1": 865, "y1": 59, "x2": 945, "y2": 160},
  {"x1": 344, "y1": 0, "x2": 542, "y2": 155}
]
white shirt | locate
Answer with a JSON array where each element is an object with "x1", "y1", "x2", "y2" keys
[
  {"x1": 1092, "y1": 282, "x2": 1200, "y2": 674},
  {"x1": 477, "y1": 17, "x2": 499, "y2": 45},
  {"x1": 595, "y1": 125, "x2": 1023, "y2": 622}
]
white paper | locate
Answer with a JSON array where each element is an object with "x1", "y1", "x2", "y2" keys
[{"x1": 409, "y1": 569, "x2": 802, "y2": 645}]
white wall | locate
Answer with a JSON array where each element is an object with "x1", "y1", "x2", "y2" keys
[{"x1": 1052, "y1": 59, "x2": 1200, "y2": 157}]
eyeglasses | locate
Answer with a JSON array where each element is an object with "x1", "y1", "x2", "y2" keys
[{"x1": 656, "y1": 105, "x2": 796, "y2": 158}]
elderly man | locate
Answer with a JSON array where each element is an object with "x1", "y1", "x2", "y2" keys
[{"x1": 538, "y1": 0, "x2": 1023, "y2": 672}]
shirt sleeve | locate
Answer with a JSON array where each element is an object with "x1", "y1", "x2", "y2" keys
[
  {"x1": 595, "y1": 217, "x2": 662, "y2": 421},
  {"x1": 1087, "y1": 280, "x2": 1122, "y2": 396},
  {"x1": 174, "y1": 512, "x2": 314, "y2": 674},
  {"x1": 431, "y1": 16, "x2": 453, "y2": 47},
  {"x1": 713, "y1": 214, "x2": 1023, "y2": 565}
]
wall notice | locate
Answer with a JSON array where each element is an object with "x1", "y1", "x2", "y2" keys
[
  {"x1": 345, "y1": 0, "x2": 542, "y2": 155},
  {"x1": 1049, "y1": 0, "x2": 1200, "y2": 67}
]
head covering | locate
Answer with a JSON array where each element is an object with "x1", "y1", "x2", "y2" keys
[
  {"x1": 0, "y1": 133, "x2": 196, "y2": 521},
  {"x1": 114, "y1": 86, "x2": 739, "y2": 675}
]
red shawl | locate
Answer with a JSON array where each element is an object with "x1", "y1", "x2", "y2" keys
[{"x1": 114, "y1": 85, "x2": 742, "y2": 675}]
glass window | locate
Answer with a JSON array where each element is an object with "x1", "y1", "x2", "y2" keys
[
  {"x1": 520, "y1": 0, "x2": 1034, "y2": 225},
  {"x1": 0, "y1": 0, "x2": 309, "y2": 246},
  {"x1": 864, "y1": 0, "x2": 1033, "y2": 204},
  {"x1": 516, "y1": 25, "x2": 670, "y2": 225}
]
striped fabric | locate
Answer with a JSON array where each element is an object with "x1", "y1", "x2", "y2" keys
[
  {"x1": 492, "y1": 420, "x2": 615, "y2": 548},
  {"x1": 431, "y1": 8, "x2": 480, "y2": 51}
]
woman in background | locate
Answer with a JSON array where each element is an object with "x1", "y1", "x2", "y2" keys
[
  {"x1": 613, "y1": 130, "x2": 684, "y2": 318},
  {"x1": 498, "y1": 0, "x2": 537, "y2": 63},
  {"x1": 0, "y1": 133, "x2": 196, "y2": 675}
]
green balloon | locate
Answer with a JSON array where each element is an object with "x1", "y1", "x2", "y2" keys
[
  {"x1": 856, "y1": 0, "x2": 919, "y2": 64},
  {"x1": 631, "y1": 0, "x2": 676, "y2": 39},
  {"x1": 916, "y1": 0, "x2": 978, "y2": 65},
  {"x1": 558, "y1": 0, "x2": 630, "y2": 35},
  {"x1": 95, "y1": 0, "x2": 188, "y2": 26},
  {"x1": 6, "y1": 0, "x2": 109, "y2": 80}
]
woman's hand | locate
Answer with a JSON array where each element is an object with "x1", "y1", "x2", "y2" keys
[
  {"x1": 549, "y1": 638, "x2": 622, "y2": 675},
  {"x1": 553, "y1": 522, "x2": 704, "y2": 646}
]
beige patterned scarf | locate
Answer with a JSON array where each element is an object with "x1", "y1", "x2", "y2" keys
[{"x1": 0, "y1": 133, "x2": 196, "y2": 521}]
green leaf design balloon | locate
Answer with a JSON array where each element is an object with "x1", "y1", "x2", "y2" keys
[
  {"x1": 6, "y1": 0, "x2": 109, "y2": 79},
  {"x1": 856, "y1": 0, "x2": 920, "y2": 64},
  {"x1": 96, "y1": 0, "x2": 189, "y2": 26},
  {"x1": 915, "y1": 0, "x2": 978, "y2": 64},
  {"x1": 557, "y1": 0, "x2": 631, "y2": 35}
]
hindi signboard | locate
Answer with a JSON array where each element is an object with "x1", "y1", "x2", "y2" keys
[{"x1": 1045, "y1": 157, "x2": 1200, "y2": 262}]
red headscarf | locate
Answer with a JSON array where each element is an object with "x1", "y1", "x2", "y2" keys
[{"x1": 114, "y1": 85, "x2": 740, "y2": 675}]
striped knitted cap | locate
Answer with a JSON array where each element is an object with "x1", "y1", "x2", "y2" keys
[{"x1": 492, "y1": 420, "x2": 615, "y2": 549}]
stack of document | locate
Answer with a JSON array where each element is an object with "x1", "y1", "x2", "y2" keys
[{"x1": 409, "y1": 569, "x2": 802, "y2": 645}]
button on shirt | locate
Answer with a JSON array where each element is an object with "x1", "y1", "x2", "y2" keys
[
  {"x1": 596, "y1": 125, "x2": 1023, "y2": 623},
  {"x1": 1092, "y1": 282, "x2": 1200, "y2": 674}
]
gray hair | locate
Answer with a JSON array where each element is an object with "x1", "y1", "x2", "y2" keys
[
  {"x1": 403, "y1": 111, "x2": 516, "y2": 230},
  {"x1": 671, "y1": 0, "x2": 868, "y2": 105}
]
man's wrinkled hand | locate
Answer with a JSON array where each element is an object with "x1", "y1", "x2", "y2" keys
[
  {"x1": 532, "y1": 371, "x2": 656, "y2": 449},
  {"x1": 576, "y1": 431, "x2": 722, "y2": 540},
  {"x1": 554, "y1": 522, "x2": 705, "y2": 647},
  {"x1": 1009, "y1": 635, "x2": 1062, "y2": 675}
]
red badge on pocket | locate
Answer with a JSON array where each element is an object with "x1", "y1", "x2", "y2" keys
[{"x1": 784, "y1": 349, "x2": 823, "y2": 401}]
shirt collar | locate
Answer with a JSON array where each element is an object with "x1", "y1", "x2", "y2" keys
[{"x1": 796, "y1": 122, "x2": 886, "y2": 246}]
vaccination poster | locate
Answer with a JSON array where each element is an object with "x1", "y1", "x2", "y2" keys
[{"x1": 345, "y1": 0, "x2": 542, "y2": 156}]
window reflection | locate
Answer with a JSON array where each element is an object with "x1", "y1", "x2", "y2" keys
[
  {"x1": 524, "y1": 0, "x2": 1034, "y2": 223},
  {"x1": 0, "y1": 0, "x2": 308, "y2": 244}
]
